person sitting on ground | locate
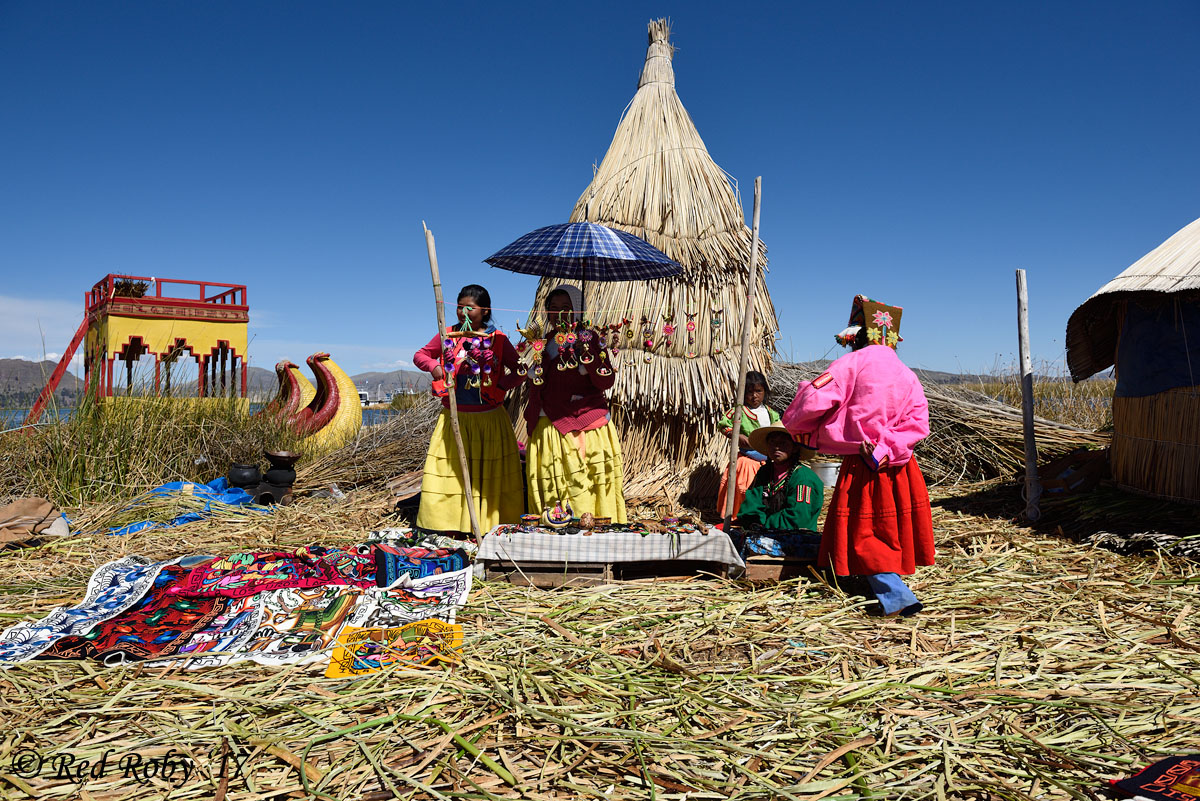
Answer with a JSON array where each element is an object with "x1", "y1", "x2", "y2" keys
[
  {"x1": 735, "y1": 425, "x2": 823, "y2": 533},
  {"x1": 716, "y1": 371, "x2": 780, "y2": 518}
]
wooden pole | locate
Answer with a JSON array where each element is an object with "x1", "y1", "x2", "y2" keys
[
  {"x1": 723, "y1": 177, "x2": 763, "y2": 530},
  {"x1": 1017, "y1": 269, "x2": 1042, "y2": 522},
  {"x1": 423, "y1": 222, "x2": 483, "y2": 539}
]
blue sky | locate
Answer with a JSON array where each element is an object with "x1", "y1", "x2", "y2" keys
[{"x1": 2, "y1": 1, "x2": 1198, "y2": 381}]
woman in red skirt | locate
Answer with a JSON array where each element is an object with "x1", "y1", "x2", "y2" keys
[{"x1": 781, "y1": 295, "x2": 935, "y2": 616}]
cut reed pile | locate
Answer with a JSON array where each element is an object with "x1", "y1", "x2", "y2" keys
[
  {"x1": 1, "y1": 495, "x2": 1197, "y2": 800},
  {"x1": 296, "y1": 393, "x2": 442, "y2": 492},
  {"x1": 290, "y1": 362, "x2": 1111, "y2": 505},
  {"x1": 770, "y1": 363, "x2": 1111, "y2": 487}
]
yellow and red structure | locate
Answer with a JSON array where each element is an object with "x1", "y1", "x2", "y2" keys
[{"x1": 24, "y1": 274, "x2": 250, "y2": 425}]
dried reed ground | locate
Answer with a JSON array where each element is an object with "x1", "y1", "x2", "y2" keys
[{"x1": 0, "y1": 489, "x2": 1198, "y2": 801}]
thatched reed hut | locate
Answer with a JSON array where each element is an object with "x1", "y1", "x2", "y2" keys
[
  {"x1": 1066, "y1": 215, "x2": 1200, "y2": 502},
  {"x1": 525, "y1": 19, "x2": 778, "y2": 500}
]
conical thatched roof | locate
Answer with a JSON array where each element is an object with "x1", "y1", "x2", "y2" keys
[
  {"x1": 1066, "y1": 216, "x2": 1200, "y2": 381},
  {"x1": 527, "y1": 20, "x2": 779, "y2": 497}
]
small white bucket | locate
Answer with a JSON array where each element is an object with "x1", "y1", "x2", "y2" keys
[{"x1": 812, "y1": 461, "x2": 840, "y2": 490}]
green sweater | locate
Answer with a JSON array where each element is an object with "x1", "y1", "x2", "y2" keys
[
  {"x1": 718, "y1": 405, "x2": 781, "y2": 438},
  {"x1": 737, "y1": 461, "x2": 824, "y2": 532}
]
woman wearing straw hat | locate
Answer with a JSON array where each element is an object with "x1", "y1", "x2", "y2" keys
[
  {"x1": 524, "y1": 284, "x2": 627, "y2": 523},
  {"x1": 781, "y1": 295, "x2": 935, "y2": 617},
  {"x1": 734, "y1": 424, "x2": 823, "y2": 533}
]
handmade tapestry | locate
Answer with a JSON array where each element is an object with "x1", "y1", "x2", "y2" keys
[
  {"x1": 373, "y1": 545, "x2": 470, "y2": 588},
  {"x1": 0, "y1": 556, "x2": 191, "y2": 664},
  {"x1": 39, "y1": 564, "x2": 228, "y2": 662},
  {"x1": 176, "y1": 566, "x2": 472, "y2": 670},
  {"x1": 171, "y1": 545, "x2": 377, "y2": 598},
  {"x1": 325, "y1": 620, "x2": 464, "y2": 678}
]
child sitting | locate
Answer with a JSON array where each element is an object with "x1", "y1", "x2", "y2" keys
[
  {"x1": 716, "y1": 371, "x2": 780, "y2": 517},
  {"x1": 735, "y1": 425, "x2": 824, "y2": 559}
]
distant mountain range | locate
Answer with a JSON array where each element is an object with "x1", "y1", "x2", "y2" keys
[
  {"x1": 0, "y1": 358, "x2": 430, "y2": 405},
  {"x1": 0, "y1": 356, "x2": 1098, "y2": 406}
]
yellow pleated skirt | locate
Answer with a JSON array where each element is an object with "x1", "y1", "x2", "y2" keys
[
  {"x1": 526, "y1": 417, "x2": 627, "y2": 523},
  {"x1": 417, "y1": 407, "x2": 523, "y2": 533}
]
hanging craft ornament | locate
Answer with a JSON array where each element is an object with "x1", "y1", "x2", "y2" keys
[
  {"x1": 685, "y1": 303, "x2": 698, "y2": 358},
  {"x1": 579, "y1": 328, "x2": 595, "y2": 364},
  {"x1": 597, "y1": 348, "x2": 613, "y2": 376},
  {"x1": 710, "y1": 304, "x2": 725, "y2": 354},
  {"x1": 530, "y1": 339, "x2": 546, "y2": 385}
]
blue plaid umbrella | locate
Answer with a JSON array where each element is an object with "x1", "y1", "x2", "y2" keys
[{"x1": 484, "y1": 222, "x2": 681, "y2": 282}]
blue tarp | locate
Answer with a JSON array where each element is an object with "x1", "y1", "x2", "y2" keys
[
  {"x1": 107, "y1": 477, "x2": 267, "y2": 536},
  {"x1": 1115, "y1": 299, "x2": 1200, "y2": 398}
]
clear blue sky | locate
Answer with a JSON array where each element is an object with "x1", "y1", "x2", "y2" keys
[{"x1": 2, "y1": 1, "x2": 1198, "y2": 381}]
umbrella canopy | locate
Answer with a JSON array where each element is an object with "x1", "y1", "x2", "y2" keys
[{"x1": 484, "y1": 222, "x2": 681, "y2": 282}]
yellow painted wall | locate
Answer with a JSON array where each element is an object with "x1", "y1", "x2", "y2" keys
[{"x1": 95, "y1": 314, "x2": 248, "y2": 357}]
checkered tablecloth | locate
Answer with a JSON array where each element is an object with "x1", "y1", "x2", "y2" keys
[{"x1": 476, "y1": 526, "x2": 745, "y2": 569}]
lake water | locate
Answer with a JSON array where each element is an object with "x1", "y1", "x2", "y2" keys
[{"x1": 2, "y1": 406, "x2": 404, "y2": 431}]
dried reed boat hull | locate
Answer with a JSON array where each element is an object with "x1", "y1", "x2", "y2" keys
[
  {"x1": 288, "y1": 353, "x2": 362, "y2": 451},
  {"x1": 257, "y1": 360, "x2": 316, "y2": 419}
]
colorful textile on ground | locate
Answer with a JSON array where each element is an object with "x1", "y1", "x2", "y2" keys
[
  {"x1": 373, "y1": 545, "x2": 469, "y2": 587},
  {"x1": 417, "y1": 406, "x2": 523, "y2": 532},
  {"x1": 171, "y1": 545, "x2": 377, "y2": 598},
  {"x1": 39, "y1": 563, "x2": 227, "y2": 663},
  {"x1": 325, "y1": 620, "x2": 464, "y2": 677},
  {"x1": 1111, "y1": 754, "x2": 1200, "y2": 800},
  {"x1": 107, "y1": 478, "x2": 265, "y2": 536},
  {"x1": 175, "y1": 567, "x2": 473, "y2": 670},
  {"x1": 821, "y1": 455, "x2": 935, "y2": 576},
  {"x1": 0, "y1": 556, "x2": 191, "y2": 664},
  {"x1": 739, "y1": 531, "x2": 822, "y2": 560},
  {"x1": 169, "y1": 594, "x2": 262, "y2": 664},
  {"x1": 525, "y1": 417, "x2": 627, "y2": 523},
  {"x1": 369, "y1": 528, "x2": 479, "y2": 557}
]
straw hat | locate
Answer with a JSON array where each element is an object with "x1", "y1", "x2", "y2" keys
[{"x1": 747, "y1": 424, "x2": 817, "y2": 461}]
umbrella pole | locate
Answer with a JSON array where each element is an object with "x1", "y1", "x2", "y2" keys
[
  {"x1": 423, "y1": 222, "x2": 483, "y2": 539},
  {"x1": 722, "y1": 177, "x2": 763, "y2": 530}
]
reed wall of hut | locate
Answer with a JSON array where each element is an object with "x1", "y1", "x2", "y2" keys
[
  {"x1": 1106, "y1": 294, "x2": 1200, "y2": 502},
  {"x1": 520, "y1": 19, "x2": 779, "y2": 501}
]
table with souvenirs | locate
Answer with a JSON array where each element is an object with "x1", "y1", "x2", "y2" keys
[{"x1": 475, "y1": 514, "x2": 746, "y2": 587}]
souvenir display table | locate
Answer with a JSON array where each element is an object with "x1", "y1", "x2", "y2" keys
[{"x1": 476, "y1": 522, "x2": 745, "y2": 587}]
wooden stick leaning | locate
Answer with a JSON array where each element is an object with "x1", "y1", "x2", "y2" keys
[
  {"x1": 423, "y1": 222, "x2": 483, "y2": 539},
  {"x1": 1016, "y1": 268, "x2": 1042, "y2": 523},
  {"x1": 723, "y1": 177, "x2": 763, "y2": 530}
]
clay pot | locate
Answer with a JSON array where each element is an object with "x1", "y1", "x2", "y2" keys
[
  {"x1": 227, "y1": 463, "x2": 262, "y2": 489},
  {"x1": 263, "y1": 450, "x2": 300, "y2": 487}
]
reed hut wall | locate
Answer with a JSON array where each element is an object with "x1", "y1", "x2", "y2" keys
[
  {"x1": 521, "y1": 20, "x2": 779, "y2": 500},
  {"x1": 1112, "y1": 387, "x2": 1200, "y2": 503}
]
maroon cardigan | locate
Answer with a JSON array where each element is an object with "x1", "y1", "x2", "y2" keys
[{"x1": 524, "y1": 350, "x2": 614, "y2": 436}]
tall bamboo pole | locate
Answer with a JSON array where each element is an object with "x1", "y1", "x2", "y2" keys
[
  {"x1": 723, "y1": 177, "x2": 763, "y2": 530},
  {"x1": 1017, "y1": 269, "x2": 1042, "y2": 522},
  {"x1": 423, "y1": 222, "x2": 483, "y2": 538}
]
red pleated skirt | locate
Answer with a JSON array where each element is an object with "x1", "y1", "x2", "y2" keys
[{"x1": 819, "y1": 455, "x2": 935, "y2": 576}]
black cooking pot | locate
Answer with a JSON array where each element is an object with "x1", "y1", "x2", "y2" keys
[{"x1": 227, "y1": 463, "x2": 262, "y2": 489}]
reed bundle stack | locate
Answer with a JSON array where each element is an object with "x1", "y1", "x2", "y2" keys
[
  {"x1": 525, "y1": 19, "x2": 777, "y2": 500},
  {"x1": 769, "y1": 363, "x2": 1110, "y2": 486},
  {"x1": 1067, "y1": 215, "x2": 1200, "y2": 503}
]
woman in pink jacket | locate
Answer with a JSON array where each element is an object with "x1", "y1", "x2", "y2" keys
[{"x1": 781, "y1": 296, "x2": 935, "y2": 616}]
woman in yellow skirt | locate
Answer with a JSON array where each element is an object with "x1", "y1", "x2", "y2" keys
[
  {"x1": 412, "y1": 284, "x2": 524, "y2": 532},
  {"x1": 524, "y1": 285, "x2": 627, "y2": 522}
]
